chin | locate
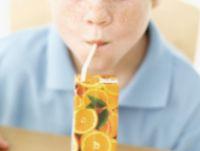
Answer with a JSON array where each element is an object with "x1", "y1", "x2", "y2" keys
[{"x1": 89, "y1": 61, "x2": 114, "y2": 75}]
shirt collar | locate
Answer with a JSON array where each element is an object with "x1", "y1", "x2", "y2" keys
[
  {"x1": 119, "y1": 21, "x2": 173, "y2": 109},
  {"x1": 46, "y1": 25, "x2": 75, "y2": 91}
]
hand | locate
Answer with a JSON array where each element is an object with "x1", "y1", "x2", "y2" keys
[{"x1": 0, "y1": 136, "x2": 9, "y2": 151}]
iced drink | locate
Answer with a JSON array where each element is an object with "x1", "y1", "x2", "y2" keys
[{"x1": 71, "y1": 75, "x2": 119, "y2": 151}]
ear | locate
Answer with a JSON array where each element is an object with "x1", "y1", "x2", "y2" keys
[{"x1": 151, "y1": 0, "x2": 161, "y2": 8}]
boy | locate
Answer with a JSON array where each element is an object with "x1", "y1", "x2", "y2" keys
[{"x1": 1, "y1": 0, "x2": 200, "y2": 150}]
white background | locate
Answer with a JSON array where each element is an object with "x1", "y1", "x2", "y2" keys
[
  {"x1": 0, "y1": 0, "x2": 10, "y2": 38},
  {"x1": 184, "y1": 0, "x2": 200, "y2": 8}
]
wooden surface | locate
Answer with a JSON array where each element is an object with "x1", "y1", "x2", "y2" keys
[{"x1": 0, "y1": 126, "x2": 161, "y2": 151}]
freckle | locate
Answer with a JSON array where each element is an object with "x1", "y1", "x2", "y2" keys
[
  {"x1": 120, "y1": 14, "x2": 128, "y2": 23},
  {"x1": 120, "y1": 10, "x2": 129, "y2": 23},
  {"x1": 122, "y1": 16, "x2": 127, "y2": 22}
]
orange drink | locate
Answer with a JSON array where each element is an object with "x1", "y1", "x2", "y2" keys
[{"x1": 71, "y1": 75, "x2": 119, "y2": 151}]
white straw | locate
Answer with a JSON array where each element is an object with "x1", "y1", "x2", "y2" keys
[{"x1": 81, "y1": 44, "x2": 98, "y2": 82}]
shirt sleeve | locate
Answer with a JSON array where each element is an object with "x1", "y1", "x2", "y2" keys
[
  {"x1": 172, "y1": 102, "x2": 200, "y2": 151},
  {"x1": 0, "y1": 37, "x2": 16, "y2": 122}
]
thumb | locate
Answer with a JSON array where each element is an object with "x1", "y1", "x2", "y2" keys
[{"x1": 0, "y1": 137, "x2": 9, "y2": 149}]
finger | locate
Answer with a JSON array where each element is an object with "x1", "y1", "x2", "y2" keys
[{"x1": 0, "y1": 137, "x2": 9, "y2": 149}]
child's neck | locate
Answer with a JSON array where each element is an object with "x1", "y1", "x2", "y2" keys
[
  {"x1": 113, "y1": 34, "x2": 149, "y2": 89},
  {"x1": 71, "y1": 34, "x2": 149, "y2": 90}
]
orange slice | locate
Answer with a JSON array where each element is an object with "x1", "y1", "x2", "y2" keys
[
  {"x1": 83, "y1": 89, "x2": 108, "y2": 107},
  {"x1": 74, "y1": 95, "x2": 84, "y2": 110},
  {"x1": 111, "y1": 139, "x2": 117, "y2": 151},
  {"x1": 104, "y1": 83, "x2": 119, "y2": 96},
  {"x1": 104, "y1": 83, "x2": 119, "y2": 110},
  {"x1": 99, "y1": 120, "x2": 111, "y2": 133},
  {"x1": 78, "y1": 75, "x2": 102, "y2": 88},
  {"x1": 74, "y1": 109, "x2": 98, "y2": 134},
  {"x1": 99, "y1": 112, "x2": 118, "y2": 138},
  {"x1": 81, "y1": 131, "x2": 112, "y2": 151},
  {"x1": 107, "y1": 94, "x2": 119, "y2": 110}
]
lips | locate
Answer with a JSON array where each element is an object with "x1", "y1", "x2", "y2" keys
[{"x1": 86, "y1": 40, "x2": 110, "y2": 46}]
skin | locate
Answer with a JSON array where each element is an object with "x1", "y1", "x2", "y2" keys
[
  {"x1": 50, "y1": 0, "x2": 160, "y2": 88},
  {"x1": 0, "y1": 137, "x2": 9, "y2": 151},
  {"x1": 0, "y1": 0, "x2": 160, "y2": 148}
]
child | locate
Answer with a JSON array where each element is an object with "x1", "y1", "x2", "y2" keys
[{"x1": 0, "y1": 0, "x2": 200, "y2": 150}]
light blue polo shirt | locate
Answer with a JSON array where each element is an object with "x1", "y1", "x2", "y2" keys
[{"x1": 1, "y1": 22, "x2": 200, "y2": 151}]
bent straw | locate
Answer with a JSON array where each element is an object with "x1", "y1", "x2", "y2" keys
[{"x1": 81, "y1": 44, "x2": 98, "y2": 82}]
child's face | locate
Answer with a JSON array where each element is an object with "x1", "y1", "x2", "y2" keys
[{"x1": 51, "y1": 0, "x2": 156, "y2": 73}]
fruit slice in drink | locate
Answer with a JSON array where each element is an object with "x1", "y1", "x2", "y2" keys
[{"x1": 71, "y1": 75, "x2": 119, "y2": 151}]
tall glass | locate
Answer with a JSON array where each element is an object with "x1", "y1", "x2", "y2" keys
[{"x1": 71, "y1": 75, "x2": 119, "y2": 151}]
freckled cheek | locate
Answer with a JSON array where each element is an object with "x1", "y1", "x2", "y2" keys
[
  {"x1": 114, "y1": 11, "x2": 137, "y2": 38},
  {"x1": 118, "y1": 11, "x2": 130, "y2": 24},
  {"x1": 116, "y1": 9, "x2": 148, "y2": 37}
]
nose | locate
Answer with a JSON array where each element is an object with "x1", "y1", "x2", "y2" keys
[{"x1": 84, "y1": 1, "x2": 112, "y2": 27}]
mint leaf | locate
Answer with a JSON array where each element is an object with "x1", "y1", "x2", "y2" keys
[
  {"x1": 97, "y1": 109, "x2": 109, "y2": 129},
  {"x1": 88, "y1": 95, "x2": 106, "y2": 108},
  {"x1": 86, "y1": 103, "x2": 95, "y2": 109}
]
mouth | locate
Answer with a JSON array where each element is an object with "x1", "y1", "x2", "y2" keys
[{"x1": 85, "y1": 40, "x2": 110, "y2": 47}]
